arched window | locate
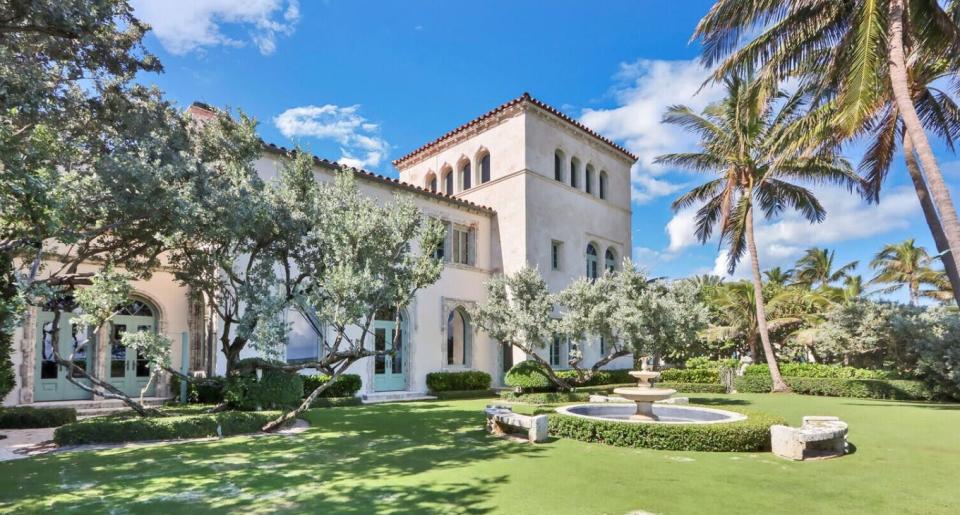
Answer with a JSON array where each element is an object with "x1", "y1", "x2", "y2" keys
[
  {"x1": 447, "y1": 309, "x2": 471, "y2": 366},
  {"x1": 570, "y1": 158, "x2": 579, "y2": 189},
  {"x1": 585, "y1": 165, "x2": 595, "y2": 195},
  {"x1": 599, "y1": 171, "x2": 608, "y2": 200},
  {"x1": 479, "y1": 152, "x2": 491, "y2": 183},
  {"x1": 554, "y1": 150, "x2": 564, "y2": 181},
  {"x1": 426, "y1": 172, "x2": 437, "y2": 193},
  {"x1": 605, "y1": 248, "x2": 616, "y2": 272},
  {"x1": 442, "y1": 168, "x2": 454, "y2": 195},
  {"x1": 460, "y1": 162, "x2": 471, "y2": 190},
  {"x1": 586, "y1": 243, "x2": 599, "y2": 280}
]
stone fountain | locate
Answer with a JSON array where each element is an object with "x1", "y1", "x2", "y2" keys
[{"x1": 612, "y1": 361, "x2": 676, "y2": 421}]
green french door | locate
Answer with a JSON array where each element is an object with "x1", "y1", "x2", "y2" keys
[
  {"x1": 372, "y1": 318, "x2": 406, "y2": 392},
  {"x1": 34, "y1": 312, "x2": 94, "y2": 401},
  {"x1": 106, "y1": 314, "x2": 156, "y2": 398}
]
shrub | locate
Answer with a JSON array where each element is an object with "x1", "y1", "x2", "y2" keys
[
  {"x1": 656, "y1": 381, "x2": 727, "y2": 394},
  {"x1": 426, "y1": 371, "x2": 492, "y2": 392},
  {"x1": 684, "y1": 357, "x2": 738, "y2": 370},
  {"x1": 225, "y1": 370, "x2": 304, "y2": 411},
  {"x1": 0, "y1": 406, "x2": 77, "y2": 429},
  {"x1": 302, "y1": 374, "x2": 362, "y2": 398},
  {"x1": 549, "y1": 408, "x2": 784, "y2": 452},
  {"x1": 53, "y1": 411, "x2": 281, "y2": 445},
  {"x1": 744, "y1": 363, "x2": 898, "y2": 380},
  {"x1": 504, "y1": 360, "x2": 554, "y2": 391},
  {"x1": 557, "y1": 369, "x2": 634, "y2": 386},
  {"x1": 734, "y1": 375, "x2": 937, "y2": 400},
  {"x1": 659, "y1": 368, "x2": 720, "y2": 383},
  {"x1": 169, "y1": 376, "x2": 227, "y2": 404},
  {"x1": 499, "y1": 391, "x2": 593, "y2": 404}
]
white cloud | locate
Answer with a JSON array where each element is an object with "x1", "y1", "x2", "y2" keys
[
  {"x1": 274, "y1": 104, "x2": 390, "y2": 169},
  {"x1": 579, "y1": 59, "x2": 724, "y2": 203},
  {"x1": 662, "y1": 186, "x2": 922, "y2": 277},
  {"x1": 132, "y1": 0, "x2": 300, "y2": 55}
]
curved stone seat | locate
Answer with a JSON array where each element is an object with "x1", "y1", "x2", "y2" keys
[{"x1": 772, "y1": 416, "x2": 848, "y2": 460}]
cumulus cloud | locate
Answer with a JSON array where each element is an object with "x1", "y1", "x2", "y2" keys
[
  {"x1": 131, "y1": 0, "x2": 300, "y2": 55},
  {"x1": 579, "y1": 59, "x2": 723, "y2": 203},
  {"x1": 274, "y1": 104, "x2": 390, "y2": 169},
  {"x1": 661, "y1": 186, "x2": 922, "y2": 277}
]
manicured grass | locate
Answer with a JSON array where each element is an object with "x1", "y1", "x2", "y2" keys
[{"x1": 2, "y1": 394, "x2": 959, "y2": 514}]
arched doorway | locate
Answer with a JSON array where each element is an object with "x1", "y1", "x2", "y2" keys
[
  {"x1": 373, "y1": 307, "x2": 408, "y2": 392},
  {"x1": 106, "y1": 300, "x2": 158, "y2": 398},
  {"x1": 446, "y1": 308, "x2": 472, "y2": 367}
]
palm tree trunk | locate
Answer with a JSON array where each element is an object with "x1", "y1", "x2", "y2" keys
[
  {"x1": 744, "y1": 205, "x2": 790, "y2": 393},
  {"x1": 903, "y1": 134, "x2": 960, "y2": 306},
  {"x1": 889, "y1": 0, "x2": 960, "y2": 290}
]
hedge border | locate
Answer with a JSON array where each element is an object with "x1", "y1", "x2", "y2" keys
[
  {"x1": 53, "y1": 411, "x2": 282, "y2": 445},
  {"x1": 657, "y1": 382, "x2": 728, "y2": 394},
  {"x1": 425, "y1": 371, "x2": 492, "y2": 393},
  {"x1": 735, "y1": 375, "x2": 937, "y2": 400},
  {"x1": 0, "y1": 406, "x2": 77, "y2": 429},
  {"x1": 549, "y1": 406, "x2": 784, "y2": 452}
]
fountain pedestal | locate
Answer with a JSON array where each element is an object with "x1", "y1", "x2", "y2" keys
[{"x1": 612, "y1": 370, "x2": 676, "y2": 421}]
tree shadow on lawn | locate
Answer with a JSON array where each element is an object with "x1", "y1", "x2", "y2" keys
[
  {"x1": 686, "y1": 397, "x2": 751, "y2": 406},
  {"x1": 1, "y1": 403, "x2": 541, "y2": 513}
]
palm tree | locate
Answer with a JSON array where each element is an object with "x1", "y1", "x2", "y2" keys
[
  {"x1": 693, "y1": 0, "x2": 960, "y2": 308},
  {"x1": 870, "y1": 239, "x2": 947, "y2": 304},
  {"x1": 792, "y1": 247, "x2": 858, "y2": 289},
  {"x1": 763, "y1": 267, "x2": 794, "y2": 287},
  {"x1": 656, "y1": 76, "x2": 859, "y2": 392},
  {"x1": 843, "y1": 275, "x2": 866, "y2": 301}
]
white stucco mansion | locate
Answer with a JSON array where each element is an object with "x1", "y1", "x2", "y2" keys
[{"x1": 4, "y1": 93, "x2": 635, "y2": 406}]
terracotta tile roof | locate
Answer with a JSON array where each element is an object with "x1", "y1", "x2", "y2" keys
[
  {"x1": 392, "y1": 92, "x2": 638, "y2": 168},
  {"x1": 187, "y1": 102, "x2": 494, "y2": 214}
]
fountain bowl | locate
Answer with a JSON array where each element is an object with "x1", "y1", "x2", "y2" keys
[{"x1": 555, "y1": 403, "x2": 747, "y2": 425}]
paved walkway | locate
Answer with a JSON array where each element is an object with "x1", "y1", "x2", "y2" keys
[{"x1": 0, "y1": 418, "x2": 310, "y2": 462}]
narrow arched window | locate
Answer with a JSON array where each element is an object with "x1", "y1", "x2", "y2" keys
[
  {"x1": 605, "y1": 248, "x2": 616, "y2": 272},
  {"x1": 554, "y1": 150, "x2": 564, "y2": 181},
  {"x1": 570, "y1": 158, "x2": 579, "y2": 189},
  {"x1": 443, "y1": 169, "x2": 454, "y2": 194},
  {"x1": 447, "y1": 309, "x2": 469, "y2": 366},
  {"x1": 586, "y1": 243, "x2": 599, "y2": 280},
  {"x1": 480, "y1": 153, "x2": 491, "y2": 183},
  {"x1": 585, "y1": 165, "x2": 595, "y2": 195},
  {"x1": 427, "y1": 173, "x2": 437, "y2": 193},
  {"x1": 599, "y1": 171, "x2": 608, "y2": 200},
  {"x1": 460, "y1": 162, "x2": 471, "y2": 190}
]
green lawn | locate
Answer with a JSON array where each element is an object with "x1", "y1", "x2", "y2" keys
[{"x1": 2, "y1": 394, "x2": 959, "y2": 514}]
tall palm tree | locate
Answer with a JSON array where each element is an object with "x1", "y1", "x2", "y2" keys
[
  {"x1": 843, "y1": 275, "x2": 866, "y2": 301},
  {"x1": 693, "y1": 0, "x2": 960, "y2": 308},
  {"x1": 870, "y1": 239, "x2": 947, "y2": 304},
  {"x1": 657, "y1": 76, "x2": 859, "y2": 392},
  {"x1": 763, "y1": 266, "x2": 794, "y2": 287},
  {"x1": 792, "y1": 247, "x2": 858, "y2": 289}
]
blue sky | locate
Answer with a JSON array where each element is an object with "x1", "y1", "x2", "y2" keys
[{"x1": 130, "y1": 0, "x2": 958, "y2": 299}]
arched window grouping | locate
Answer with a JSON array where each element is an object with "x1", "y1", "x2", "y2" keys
[
  {"x1": 428, "y1": 150, "x2": 493, "y2": 196},
  {"x1": 586, "y1": 243, "x2": 599, "y2": 280},
  {"x1": 551, "y1": 148, "x2": 610, "y2": 203},
  {"x1": 446, "y1": 308, "x2": 471, "y2": 366}
]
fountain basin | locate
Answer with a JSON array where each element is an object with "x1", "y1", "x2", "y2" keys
[{"x1": 555, "y1": 403, "x2": 747, "y2": 425}]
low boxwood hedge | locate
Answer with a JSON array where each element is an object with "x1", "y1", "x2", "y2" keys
[
  {"x1": 735, "y1": 375, "x2": 936, "y2": 400},
  {"x1": 658, "y1": 368, "x2": 720, "y2": 384},
  {"x1": 549, "y1": 408, "x2": 784, "y2": 452},
  {"x1": 225, "y1": 370, "x2": 304, "y2": 411},
  {"x1": 743, "y1": 363, "x2": 899, "y2": 380},
  {"x1": 169, "y1": 376, "x2": 227, "y2": 404},
  {"x1": 656, "y1": 381, "x2": 727, "y2": 394},
  {"x1": 505, "y1": 361, "x2": 633, "y2": 391},
  {"x1": 0, "y1": 406, "x2": 77, "y2": 429},
  {"x1": 426, "y1": 371, "x2": 491, "y2": 392},
  {"x1": 500, "y1": 391, "x2": 593, "y2": 404},
  {"x1": 302, "y1": 373, "x2": 362, "y2": 398},
  {"x1": 53, "y1": 411, "x2": 281, "y2": 445}
]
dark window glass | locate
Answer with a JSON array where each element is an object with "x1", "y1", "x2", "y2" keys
[
  {"x1": 554, "y1": 153, "x2": 562, "y2": 181},
  {"x1": 586, "y1": 244, "x2": 599, "y2": 280},
  {"x1": 605, "y1": 249, "x2": 616, "y2": 272},
  {"x1": 586, "y1": 167, "x2": 594, "y2": 194},
  {"x1": 71, "y1": 324, "x2": 89, "y2": 378},
  {"x1": 480, "y1": 154, "x2": 490, "y2": 183},
  {"x1": 429, "y1": 176, "x2": 437, "y2": 193},
  {"x1": 392, "y1": 329, "x2": 403, "y2": 374},
  {"x1": 375, "y1": 328, "x2": 386, "y2": 374},
  {"x1": 551, "y1": 243, "x2": 560, "y2": 270},
  {"x1": 40, "y1": 322, "x2": 57, "y2": 379},
  {"x1": 461, "y1": 163, "x2": 471, "y2": 190},
  {"x1": 570, "y1": 160, "x2": 578, "y2": 188},
  {"x1": 111, "y1": 324, "x2": 127, "y2": 378},
  {"x1": 550, "y1": 337, "x2": 561, "y2": 366},
  {"x1": 444, "y1": 171, "x2": 453, "y2": 194},
  {"x1": 599, "y1": 173, "x2": 607, "y2": 199}
]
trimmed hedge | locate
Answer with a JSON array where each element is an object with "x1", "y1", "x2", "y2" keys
[
  {"x1": 53, "y1": 411, "x2": 281, "y2": 445},
  {"x1": 0, "y1": 406, "x2": 77, "y2": 429},
  {"x1": 735, "y1": 375, "x2": 936, "y2": 400},
  {"x1": 426, "y1": 371, "x2": 492, "y2": 392},
  {"x1": 744, "y1": 363, "x2": 899, "y2": 380},
  {"x1": 659, "y1": 368, "x2": 720, "y2": 384},
  {"x1": 302, "y1": 374, "x2": 362, "y2": 398},
  {"x1": 499, "y1": 391, "x2": 593, "y2": 404},
  {"x1": 169, "y1": 376, "x2": 227, "y2": 405},
  {"x1": 309, "y1": 396, "x2": 363, "y2": 408},
  {"x1": 557, "y1": 369, "x2": 634, "y2": 387},
  {"x1": 505, "y1": 360, "x2": 633, "y2": 391},
  {"x1": 434, "y1": 389, "x2": 497, "y2": 400},
  {"x1": 226, "y1": 370, "x2": 304, "y2": 411},
  {"x1": 549, "y1": 408, "x2": 784, "y2": 452},
  {"x1": 657, "y1": 381, "x2": 727, "y2": 394}
]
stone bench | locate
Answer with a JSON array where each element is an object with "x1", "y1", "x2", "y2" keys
[
  {"x1": 484, "y1": 405, "x2": 548, "y2": 443},
  {"x1": 771, "y1": 416, "x2": 848, "y2": 460}
]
